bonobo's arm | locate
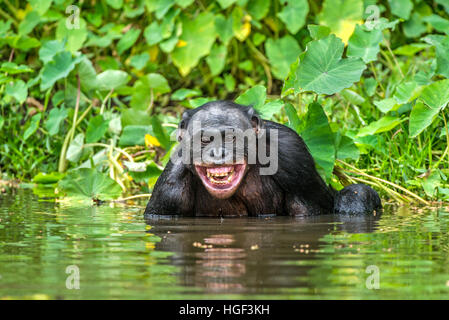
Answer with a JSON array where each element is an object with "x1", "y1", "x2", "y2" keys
[
  {"x1": 144, "y1": 159, "x2": 194, "y2": 216},
  {"x1": 265, "y1": 121, "x2": 335, "y2": 215}
]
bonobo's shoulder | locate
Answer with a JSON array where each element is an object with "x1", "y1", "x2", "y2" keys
[{"x1": 264, "y1": 120, "x2": 303, "y2": 140}]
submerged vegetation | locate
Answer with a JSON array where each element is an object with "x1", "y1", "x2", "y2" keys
[{"x1": 1, "y1": 0, "x2": 449, "y2": 203}]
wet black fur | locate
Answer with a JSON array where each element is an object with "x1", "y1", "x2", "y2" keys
[{"x1": 144, "y1": 101, "x2": 382, "y2": 217}]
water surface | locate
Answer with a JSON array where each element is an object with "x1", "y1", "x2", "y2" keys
[{"x1": 1, "y1": 189, "x2": 449, "y2": 299}]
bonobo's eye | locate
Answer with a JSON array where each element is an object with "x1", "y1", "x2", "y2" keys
[{"x1": 201, "y1": 135, "x2": 214, "y2": 145}]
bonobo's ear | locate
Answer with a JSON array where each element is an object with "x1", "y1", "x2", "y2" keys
[
  {"x1": 177, "y1": 111, "x2": 190, "y2": 142},
  {"x1": 247, "y1": 106, "x2": 264, "y2": 136}
]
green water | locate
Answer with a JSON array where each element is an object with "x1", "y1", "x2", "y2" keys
[{"x1": 1, "y1": 189, "x2": 449, "y2": 299}]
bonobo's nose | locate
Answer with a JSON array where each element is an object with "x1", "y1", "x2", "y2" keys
[{"x1": 210, "y1": 146, "x2": 225, "y2": 158}]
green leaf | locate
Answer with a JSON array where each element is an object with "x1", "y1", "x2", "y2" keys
[
  {"x1": 247, "y1": 0, "x2": 270, "y2": 20},
  {"x1": 5, "y1": 80, "x2": 27, "y2": 104},
  {"x1": 171, "y1": 12, "x2": 216, "y2": 76},
  {"x1": 151, "y1": 116, "x2": 170, "y2": 150},
  {"x1": 235, "y1": 85, "x2": 266, "y2": 109},
  {"x1": 308, "y1": 25, "x2": 331, "y2": 40},
  {"x1": 300, "y1": 102, "x2": 335, "y2": 180},
  {"x1": 147, "y1": 73, "x2": 171, "y2": 94},
  {"x1": 347, "y1": 24, "x2": 383, "y2": 63},
  {"x1": 106, "y1": 0, "x2": 123, "y2": 9},
  {"x1": 96, "y1": 70, "x2": 129, "y2": 91},
  {"x1": 0, "y1": 62, "x2": 33, "y2": 74},
  {"x1": 119, "y1": 125, "x2": 153, "y2": 147},
  {"x1": 86, "y1": 115, "x2": 109, "y2": 143},
  {"x1": 66, "y1": 133, "x2": 85, "y2": 163},
  {"x1": 128, "y1": 161, "x2": 163, "y2": 183},
  {"x1": 336, "y1": 136, "x2": 359, "y2": 161},
  {"x1": 32, "y1": 172, "x2": 65, "y2": 185},
  {"x1": 117, "y1": 28, "x2": 141, "y2": 54},
  {"x1": 318, "y1": 0, "x2": 363, "y2": 44},
  {"x1": 144, "y1": 22, "x2": 163, "y2": 45},
  {"x1": 284, "y1": 103, "x2": 301, "y2": 131},
  {"x1": 130, "y1": 53, "x2": 150, "y2": 70},
  {"x1": 423, "y1": 14, "x2": 449, "y2": 35},
  {"x1": 374, "y1": 98, "x2": 399, "y2": 113},
  {"x1": 403, "y1": 13, "x2": 426, "y2": 38},
  {"x1": 409, "y1": 101, "x2": 440, "y2": 138},
  {"x1": 23, "y1": 113, "x2": 41, "y2": 140},
  {"x1": 357, "y1": 116, "x2": 404, "y2": 137},
  {"x1": 45, "y1": 106, "x2": 68, "y2": 136},
  {"x1": 215, "y1": 14, "x2": 233, "y2": 45},
  {"x1": 18, "y1": 11, "x2": 41, "y2": 36},
  {"x1": 420, "y1": 79, "x2": 449, "y2": 110},
  {"x1": 265, "y1": 35, "x2": 302, "y2": 80},
  {"x1": 295, "y1": 35, "x2": 366, "y2": 95},
  {"x1": 39, "y1": 40, "x2": 66, "y2": 64},
  {"x1": 258, "y1": 99, "x2": 284, "y2": 120},
  {"x1": 206, "y1": 44, "x2": 227, "y2": 76},
  {"x1": 28, "y1": 0, "x2": 53, "y2": 15},
  {"x1": 388, "y1": 0, "x2": 413, "y2": 20},
  {"x1": 56, "y1": 18, "x2": 88, "y2": 53},
  {"x1": 40, "y1": 51, "x2": 82, "y2": 91},
  {"x1": 217, "y1": 0, "x2": 237, "y2": 9},
  {"x1": 277, "y1": 0, "x2": 309, "y2": 34},
  {"x1": 172, "y1": 88, "x2": 201, "y2": 100},
  {"x1": 58, "y1": 168, "x2": 122, "y2": 200}
]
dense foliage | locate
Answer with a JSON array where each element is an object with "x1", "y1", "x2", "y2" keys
[{"x1": 1, "y1": 0, "x2": 449, "y2": 203}]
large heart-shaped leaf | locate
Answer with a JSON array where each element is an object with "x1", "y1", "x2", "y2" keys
[
  {"x1": 277, "y1": 0, "x2": 309, "y2": 34},
  {"x1": 58, "y1": 168, "x2": 122, "y2": 200},
  {"x1": 295, "y1": 35, "x2": 366, "y2": 95},
  {"x1": 265, "y1": 35, "x2": 302, "y2": 80},
  {"x1": 40, "y1": 51, "x2": 82, "y2": 91},
  {"x1": 171, "y1": 12, "x2": 216, "y2": 76},
  {"x1": 347, "y1": 24, "x2": 383, "y2": 63}
]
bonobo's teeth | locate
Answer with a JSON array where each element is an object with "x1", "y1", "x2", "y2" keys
[{"x1": 205, "y1": 166, "x2": 235, "y2": 184}]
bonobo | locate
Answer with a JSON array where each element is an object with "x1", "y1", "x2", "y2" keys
[{"x1": 144, "y1": 100, "x2": 381, "y2": 217}]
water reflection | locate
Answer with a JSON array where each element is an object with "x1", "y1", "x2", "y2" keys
[{"x1": 146, "y1": 214, "x2": 381, "y2": 295}]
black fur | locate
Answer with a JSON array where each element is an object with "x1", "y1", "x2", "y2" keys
[{"x1": 144, "y1": 101, "x2": 381, "y2": 217}]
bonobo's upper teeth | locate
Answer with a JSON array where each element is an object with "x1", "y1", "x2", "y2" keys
[{"x1": 206, "y1": 166, "x2": 234, "y2": 177}]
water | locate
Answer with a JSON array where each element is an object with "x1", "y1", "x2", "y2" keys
[{"x1": 1, "y1": 189, "x2": 449, "y2": 299}]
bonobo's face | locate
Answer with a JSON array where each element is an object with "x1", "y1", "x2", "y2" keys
[{"x1": 178, "y1": 102, "x2": 261, "y2": 199}]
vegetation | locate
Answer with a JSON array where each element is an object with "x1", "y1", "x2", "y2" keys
[{"x1": 1, "y1": 0, "x2": 449, "y2": 203}]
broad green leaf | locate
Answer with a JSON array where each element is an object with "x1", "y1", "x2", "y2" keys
[
  {"x1": 347, "y1": 24, "x2": 383, "y2": 63},
  {"x1": 403, "y1": 13, "x2": 426, "y2": 38},
  {"x1": 388, "y1": 0, "x2": 413, "y2": 20},
  {"x1": 0, "y1": 62, "x2": 33, "y2": 74},
  {"x1": 117, "y1": 28, "x2": 141, "y2": 54},
  {"x1": 66, "y1": 133, "x2": 85, "y2": 163},
  {"x1": 258, "y1": 99, "x2": 284, "y2": 120},
  {"x1": 106, "y1": 0, "x2": 123, "y2": 9},
  {"x1": 145, "y1": 0, "x2": 175, "y2": 19},
  {"x1": 39, "y1": 40, "x2": 65, "y2": 64},
  {"x1": 58, "y1": 168, "x2": 122, "y2": 200},
  {"x1": 96, "y1": 70, "x2": 129, "y2": 91},
  {"x1": 421, "y1": 171, "x2": 441, "y2": 198},
  {"x1": 318, "y1": 0, "x2": 363, "y2": 44},
  {"x1": 420, "y1": 79, "x2": 449, "y2": 110},
  {"x1": 206, "y1": 44, "x2": 227, "y2": 76},
  {"x1": 284, "y1": 103, "x2": 301, "y2": 131},
  {"x1": 56, "y1": 18, "x2": 88, "y2": 53},
  {"x1": 130, "y1": 53, "x2": 150, "y2": 70},
  {"x1": 77, "y1": 57, "x2": 98, "y2": 92},
  {"x1": 423, "y1": 14, "x2": 449, "y2": 35},
  {"x1": 28, "y1": 0, "x2": 53, "y2": 15},
  {"x1": 86, "y1": 115, "x2": 109, "y2": 143},
  {"x1": 409, "y1": 101, "x2": 440, "y2": 138},
  {"x1": 300, "y1": 102, "x2": 335, "y2": 180},
  {"x1": 374, "y1": 98, "x2": 399, "y2": 113},
  {"x1": 5, "y1": 80, "x2": 27, "y2": 103},
  {"x1": 217, "y1": 0, "x2": 237, "y2": 9},
  {"x1": 23, "y1": 113, "x2": 41, "y2": 140},
  {"x1": 247, "y1": 0, "x2": 270, "y2": 20},
  {"x1": 308, "y1": 25, "x2": 331, "y2": 40},
  {"x1": 144, "y1": 21, "x2": 163, "y2": 45},
  {"x1": 336, "y1": 135, "x2": 359, "y2": 161},
  {"x1": 147, "y1": 73, "x2": 171, "y2": 94},
  {"x1": 45, "y1": 106, "x2": 68, "y2": 136},
  {"x1": 235, "y1": 85, "x2": 266, "y2": 109},
  {"x1": 295, "y1": 35, "x2": 366, "y2": 95},
  {"x1": 119, "y1": 125, "x2": 153, "y2": 147},
  {"x1": 215, "y1": 14, "x2": 233, "y2": 45},
  {"x1": 171, "y1": 13, "x2": 216, "y2": 76},
  {"x1": 357, "y1": 116, "x2": 404, "y2": 137},
  {"x1": 423, "y1": 35, "x2": 449, "y2": 78},
  {"x1": 40, "y1": 51, "x2": 82, "y2": 91},
  {"x1": 18, "y1": 11, "x2": 41, "y2": 36},
  {"x1": 175, "y1": 0, "x2": 194, "y2": 8},
  {"x1": 277, "y1": 0, "x2": 309, "y2": 34},
  {"x1": 32, "y1": 172, "x2": 65, "y2": 184},
  {"x1": 128, "y1": 161, "x2": 163, "y2": 183},
  {"x1": 393, "y1": 43, "x2": 430, "y2": 56},
  {"x1": 265, "y1": 35, "x2": 301, "y2": 80},
  {"x1": 172, "y1": 88, "x2": 201, "y2": 100},
  {"x1": 151, "y1": 116, "x2": 170, "y2": 150}
]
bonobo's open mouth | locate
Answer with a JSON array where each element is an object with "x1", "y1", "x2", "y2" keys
[{"x1": 194, "y1": 163, "x2": 247, "y2": 199}]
